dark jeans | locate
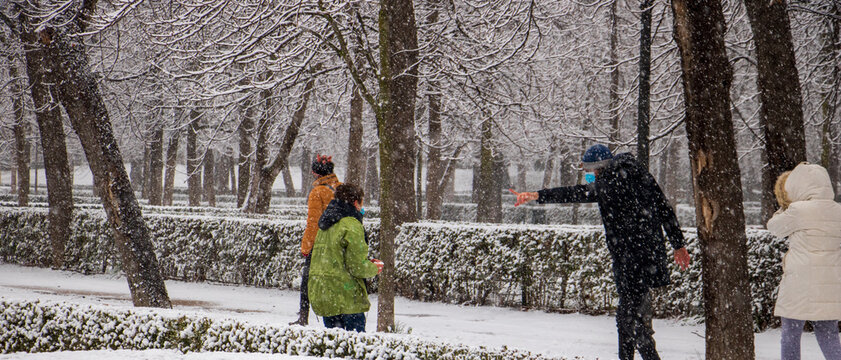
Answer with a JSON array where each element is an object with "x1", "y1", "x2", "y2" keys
[
  {"x1": 323, "y1": 313, "x2": 366, "y2": 332},
  {"x1": 298, "y1": 254, "x2": 311, "y2": 318},
  {"x1": 617, "y1": 288, "x2": 660, "y2": 360}
]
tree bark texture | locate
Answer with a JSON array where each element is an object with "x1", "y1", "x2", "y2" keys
[
  {"x1": 300, "y1": 147, "x2": 313, "y2": 198},
  {"x1": 141, "y1": 146, "x2": 151, "y2": 199},
  {"x1": 282, "y1": 165, "x2": 295, "y2": 197},
  {"x1": 34, "y1": 19, "x2": 171, "y2": 307},
  {"x1": 376, "y1": 0, "x2": 419, "y2": 332},
  {"x1": 743, "y1": 0, "x2": 807, "y2": 224},
  {"x1": 476, "y1": 119, "x2": 502, "y2": 223},
  {"x1": 670, "y1": 1, "x2": 755, "y2": 358},
  {"x1": 238, "y1": 102, "x2": 254, "y2": 207},
  {"x1": 10, "y1": 167, "x2": 16, "y2": 194},
  {"x1": 9, "y1": 58, "x2": 30, "y2": 206},
  {"x1": 19, "y1": 29, "x2": 74, "y2": 268},
  {"x1": 425, "y1": 85, "x2": 445, "y2": 220},
  {"x1": 637, "y1": 0, "x2": 653, "y2": 169},
  {"x1": 541, "y1": 157, "x2": 554, "y2": 189},
  {"x1": 346, "y1": 85, "x2": 365, "y2": 186},
  {"x1": 203, "y1": 150, "x2": 216, "y2": 207},
  {"x1": 819, "y1": 3, "x2": 840, "y2": 194},
  {"x1": 609, "y1": 0, "x2": 621, "y2": 152},
  {"x1": 246, "y1": 89, "x2": 272, "y2": 212},
  {"x1": 147, "y1": 126, "x2": 164, "y2": 206},
  {"x1": 163, "y1": 129, "x2": 180, "y2": 206},
  {"x1": 251, "y1": 75, "x2": 316, "y2": 214},
  {"x1": 187, "y1": 112, "x2": 202, "y2": 207}
]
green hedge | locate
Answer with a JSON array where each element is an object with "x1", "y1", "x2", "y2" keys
[
  {"x1": 0, "y1": 300, "x2": 567, "y2": 359},
  {"x1": 440, "y1": 203, "x2": 763, "y2": 227},
  {"x1": 394, "y1": 222, "x2": 783, "y2": 330},
  {"x1": 0, "y1": 207, "x2": 784, "y2": 330},
  {"x1": 0, "y1": 208, "x2": 379, "y2": 289}
]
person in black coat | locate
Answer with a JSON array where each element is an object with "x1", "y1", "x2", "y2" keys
[{"x1": 511, "y1": 144, "x2": 691, "y2": 360}]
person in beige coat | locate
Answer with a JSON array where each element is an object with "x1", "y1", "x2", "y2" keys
[{"x1": 768, "y1": 163, "x2": 841, "y2": 360}]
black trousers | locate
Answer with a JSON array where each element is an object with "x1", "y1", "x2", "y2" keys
[
  {"x1": 616, "y1": 288, "x2": 660, "y2": 360},
  {"x1": 298, "y1": 254, "x2": 311, "y2": 317}
]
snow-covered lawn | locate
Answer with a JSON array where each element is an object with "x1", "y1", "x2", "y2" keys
[{"x1": 0, "y1": 263, "x2": 819, "y2": 359}]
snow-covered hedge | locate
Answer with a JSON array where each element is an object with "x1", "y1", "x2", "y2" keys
[
  {"x1": 440, "y1": 203, "x2": 763, "y2": 226},
  {"x1": 394, "y1": 222, "x2": 783, "y2": 330},
  {"x1": 0, "y1": 300, "x2": 564, "y2": 359},
  {"x1": 0, "y1": 208, "x2": 380, "y2": 289},
  {"x1": 0, "y1": 207, "x2": 783, "y2": 329}
]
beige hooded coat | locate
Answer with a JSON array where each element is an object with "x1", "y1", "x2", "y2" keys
[{"x1": 768, "y1": 163, "x2": 841, "y2": 321}]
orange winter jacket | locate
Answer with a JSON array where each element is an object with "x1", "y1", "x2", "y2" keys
[{"x1": 301, "y1": 174, "x2": 342, "y2": 255}]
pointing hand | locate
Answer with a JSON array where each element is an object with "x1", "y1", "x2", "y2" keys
[{"x1": 509, "y1": 189, "x2": 538, "y2": 207}]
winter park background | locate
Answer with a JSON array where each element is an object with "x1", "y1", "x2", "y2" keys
[{"x1": 1, "y1": 0, "x2": 840, "y2": 359}]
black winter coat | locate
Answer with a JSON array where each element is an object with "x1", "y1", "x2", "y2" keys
[{"x1": 537, "y1": 153, "x2": 685, "y2": 296}]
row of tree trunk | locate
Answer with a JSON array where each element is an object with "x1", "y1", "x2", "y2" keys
[{"x1": 4, "y1": 0, "x2": 172, "y2": 308}]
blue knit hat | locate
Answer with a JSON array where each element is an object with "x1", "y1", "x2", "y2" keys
[{"x1": 581, "y1": 144, "x2": 613, "y2": 170}]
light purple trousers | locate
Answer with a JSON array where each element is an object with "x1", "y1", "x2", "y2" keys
[{"x1": 781, "y1": 318, "x2": 841, "y2": 360}]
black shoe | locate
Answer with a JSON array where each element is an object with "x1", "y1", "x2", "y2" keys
[{"x1": 289, "y1": 315, "x2": 308, "y2": 326}]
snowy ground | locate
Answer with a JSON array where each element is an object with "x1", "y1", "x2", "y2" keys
[{"x1": 0, "y1": 263, "x2": 821, "y2": 359}]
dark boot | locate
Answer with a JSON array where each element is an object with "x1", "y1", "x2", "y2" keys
[
  {"x1": 289, "y1": 310, "x2": 308, "y2": 326},
  {"x1": 290, "y1": 255, "x2": 312, "y2": 326}
]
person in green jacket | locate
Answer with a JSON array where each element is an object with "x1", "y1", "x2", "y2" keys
[{"x1": 308, "y1": 183, "x2": 383, "y2": 332}]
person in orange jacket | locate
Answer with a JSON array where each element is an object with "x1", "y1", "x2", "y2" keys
[{"x1": 290, "y1": 154, "x2": 342, "y2": 326}]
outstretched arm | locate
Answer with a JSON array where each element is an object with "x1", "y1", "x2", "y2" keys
[{"x1": 511, "y1": 184, "x2": 598, "y2": 206}]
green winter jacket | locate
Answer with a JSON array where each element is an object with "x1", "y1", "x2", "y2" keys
[{"x1": 308, "y1": 211, "x2": 379, "y2": 317}]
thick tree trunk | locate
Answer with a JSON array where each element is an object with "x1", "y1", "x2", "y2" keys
[
  {"x1": 251, "y1": 74, "x2": 316, "y2": 214},
  {"x1": 365, "y1": 147, "x2": 379, "y2": 202},
  {"x1": 237, "y1": 103, "x2": 254, "y2": 207},
  {"x1": 516, "y1": 163, "x2": 527, "y2": 190},
  {"x1": 246, "y1": 89, "x2": 272, "y2": 212},
  {"x1": 19, "y1": 32, "x2": 73, "y2": 268},
  {"x1": 203, "y1": 150, "x2": 216, "y2": 207},
  {"x1": 9, "y1": 58, "x2": 30, "y2": 206},
  {"x1": 425, "y1": 85, "x2": 445, "y2": 220},
  {"x1": 38, "y1": 21, "x2": 171, "y2": 307},
  {"x1": 376, "y1": 0, "x2": 419, "y2": 332},
  {"x1": 148, "y1": 126, "x2": 164, "y2": 206},
  {"x1": 346, "y1": 85, "x2": 365, "y2": 186},
  {"x1": 162, "y1": 129, "x2": 180, "y2": 206},
  {"x1": 670, "y1": 1, "x2": 754, "y2": 358},
  {"x1": 476, "y1": 119, "x2": 501, "y2": 223},
  {"x1": 637, "y1": 0, "x2": 653, "y2": 169},
  {"x1": 743, "y1": 0, "x2": 807, "y2": 225},
  {"x1": 187, "y1": 111, "x2": 202, "y2": 206}
]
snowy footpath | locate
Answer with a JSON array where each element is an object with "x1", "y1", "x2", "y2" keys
[{"x1": 0, "y1": 263, "x2": 819, "y2": 359}]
